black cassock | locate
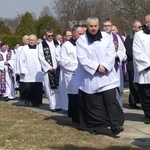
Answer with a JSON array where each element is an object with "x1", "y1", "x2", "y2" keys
[
  {"x1": 21, "y1": 82, "x2": 43, "y2": 106},
  {"x1": 78, "y1": 88, "x2": 124, "y2": 132}
]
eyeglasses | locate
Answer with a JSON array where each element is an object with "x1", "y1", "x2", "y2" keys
[
  {"x1": 47, "y1": 34, "x2": 54, "y2": 37},
  {"x1": 146, "y1": 21, "x2": 150, "y2": 23},
  {"x1": 103, "y1": 25, "x2": 112, "y2": 27},
  {"x1": 133, "y1": 26, "x2": 142, "y2": 29},
  {"x1": 66, "y1": 35, "x2": 72, "y2": 37}
]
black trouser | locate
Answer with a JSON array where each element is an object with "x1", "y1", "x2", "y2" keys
[
  {"x1": 138, "y1": 84, "x2": 150, "y2": 118},
  {"x1": 128, "y1": 71, "x2": 141, "y2": 105},
  {"x1": 68, "y1": 94, "x2": 79, "y2": 123},
  {"x1": 19, "y1": 81, "x2": 24, "y2": 100}
]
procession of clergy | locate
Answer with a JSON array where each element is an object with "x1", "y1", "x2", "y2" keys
[{"x1": 1, "y1": 14, "x2": 150, "y2": 136}]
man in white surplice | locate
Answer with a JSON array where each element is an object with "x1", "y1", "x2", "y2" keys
[
  {"x1": 14, "y1": 35, "x2": 29, "y2": 100},
  {"x1": 76, "y1": 17, "x2": 124, "y2": 135},
  {"x1": 38, "y1": 29, "x2": 62, "y2": 111},
  {"x1": 19, "y1": 34, "x2": 43, "y2": 107},
  {"x1": 103, "y1": 19, "x2": 127, "y2": 109},
  {"x1": 0, "y1": 42, "x2": 15, "y2": 100},
  {"x1": 59, "y1": 25, "x2": 84, "y2": 123},
  {"x1": 133, "y1": 14, "x2": 150, "y2": 124}
]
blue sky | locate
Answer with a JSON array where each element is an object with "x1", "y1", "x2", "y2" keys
[{"x1": 0, "y1": 0, "x2": 54, "y2": 19}]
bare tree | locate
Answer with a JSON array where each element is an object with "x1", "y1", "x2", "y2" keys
[
  {"x1": 53, "y1": 0, "x2": 108, "y2": 28},
  {"x1": 40, "y1": 6, "x2": 52, "y2": 17},
  {"x1": 1, "y1": 18, "x2": 19, "y2": 34},
  {"x1": 109, "y1": 0, "x2": 150, "y2": 34},
  {"x1": 53, "y1": 0, "x2": 86, "y2": 27}
]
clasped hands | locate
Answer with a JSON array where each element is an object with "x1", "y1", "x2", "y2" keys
[
  {"x1": 50, "y1": 67, "x2": 54, "y2": 72},
  {"x1": 4, "y1": 61, "x2": 9, "y2": 65},
  {"x1": 98, "y1": 65, "x2": 106, "y2": 74},
  {"x1": 49, "y1": 66, "x2": 60, "y2": 72}
]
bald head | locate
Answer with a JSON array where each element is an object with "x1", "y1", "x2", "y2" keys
[
  {"x1": 145, "y1": 14, "x2": 150, "y2": 30},
  {"x1": 22, "y1": 35, "x2": 29, "y2": 45},
  {"x1": 56, "y1": 34, "x2": 63, "y2": 44},
  {"x1": 112, "y1": 25, "x2": 119, "y2": 34}
]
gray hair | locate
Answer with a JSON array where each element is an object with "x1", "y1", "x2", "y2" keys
[
  {"x1": 22, "y1": 35, "x2": 29, "y2": 41},
  {"x1": 86, "y1": 17, "x2": 99, "y2": 25},
  {"x1": 145, "y1": 14, "x2": 150, "y2": 21},
  {"x1": 132, "y1": 20, "x2": 141, "y2": 26},
  {"x1": 29, "y1": 34, "x2": 37, "y2": 40}
]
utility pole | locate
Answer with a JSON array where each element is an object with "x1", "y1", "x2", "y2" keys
[{"x1": 16, "y1": 9, "x2": 20, "y2": 22}]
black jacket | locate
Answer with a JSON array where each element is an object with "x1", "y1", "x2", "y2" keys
[{"x1": 124, "y1": 33, "x2": 134, "y2": 71}]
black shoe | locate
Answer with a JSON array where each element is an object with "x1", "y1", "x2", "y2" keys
[
  {"x1": 4, "y1": 96, "x2": 8, "y2": 102},
  {"x1": 50, "y1": 109, "x2": 56, "y2": 112},
  {"x1": 89, "y1": 130, "x2": 97, "y2": 135},
  {"x1": 56, "y1": 108, "x2": 62, "y2": 112},
  {"x1": 8, "y1": 98, "x2": 15, "y2": 100},
  {"x1": 111, "y1": 126, "x2": 124, "y2": 135},
  {"x1": 129, "y1": 104, "x2": 139, "y2": 109},
  {"x1": 32, "y1": 104, "x2": 39, "y2": 107},
  {"x1": 144, "y1": 117, "x2": 150, "y2": 124},
  {"x1": 24, "y1": 99, "x2": 29, "y2": 107},
  {"x1": 72, "y1": 117, "x2": 79, "y2": 123},
  {"x1": 51, "y1": 108, "x2": 62, "y2": 112}
]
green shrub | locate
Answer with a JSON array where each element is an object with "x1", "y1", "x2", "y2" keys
[{"x1": 0, "y1": 35, "x2": 22, "y2": 49}]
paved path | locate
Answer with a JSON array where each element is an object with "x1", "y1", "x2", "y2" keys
[{"x1": 1, "y1": 95, "x2": 150, "y2": 150}]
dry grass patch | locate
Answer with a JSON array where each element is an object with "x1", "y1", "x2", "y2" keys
[{"x1": 0, "y1": 92, "x2": 141, "y2": 150}]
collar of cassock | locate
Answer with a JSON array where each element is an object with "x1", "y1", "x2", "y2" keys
[
  {"x1": 86, "y1": 30, "x2": 102, "y2": 43},
  {"x1": 28, "y1": 44, "x2": 36, "y2": 49},
  {"x1": 143, "y1": 25, "x2": 150, "y2": 34},
  {"x1": 69, "y1": 38, "x2": 76, "y2": 46}
]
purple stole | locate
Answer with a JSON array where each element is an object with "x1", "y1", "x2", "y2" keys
[
  {"x1": 0, "y1": 50, "x2": 12, "y2": 93},
  {"x1": 112, "y1": 33, "x2": 126, "y2": 81}
]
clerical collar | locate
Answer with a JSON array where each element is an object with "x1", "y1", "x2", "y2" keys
[
  {"x1": 0, "y1": 49, "x2": 7, "y2": 53},
  {"x1": 28, "y1": 44, "x2": 36, "y2": 49},
  {"x1": 86, "y1": 30, "x2": 102, "y2": 43},
  {"x1": 143, "y1": 25, "x2": 150, "y2": 34},
  {"x1": 69, "y1": 38, "x2": 76, "y2": 46}
]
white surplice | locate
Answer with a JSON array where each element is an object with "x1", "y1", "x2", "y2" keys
[
  {"x1": 19, "y1": 45, "x2": 43, "y2": 83},
  {"x1": 56, "y1": 43, "x2": 69, "y2": 111},
  {"x1": 38, "y1": 40, "x2": 62, "y2": 110},
  {"x1": 133, "y1": 30, "x2": 150, "y2": 84},
  {"x1": 59, "y1": 41, "x2": 79, "y2": 94},
  {"x1": 111, "y1": 33, "x2": 127, "y2": 108},
  {"x1": 15, "y1": 46, "x2": 23, "y2": 75},
  {"x1": 0, "y1": 50, "x2": 15, "y2": 99},
  {"x1": 13, "y1": 46, "x2": 23, "y2": 88},
  {"x1": 76, "y1": 32, "x2": 119, "y2": 94}
]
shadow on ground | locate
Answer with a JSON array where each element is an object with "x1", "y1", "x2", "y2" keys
[
  {"x1": 49, "y1": 144, "x2": 142, "y2": 150},
  {"x1": 132, "y1": 138, "x2": 150, "y2": 150}
]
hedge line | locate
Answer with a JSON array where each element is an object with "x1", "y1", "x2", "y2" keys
[{"x1": 0, "y1": 35, "x2": 22, "y2": 49}]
